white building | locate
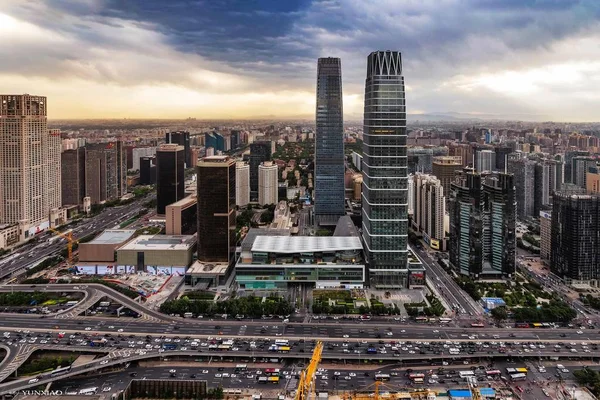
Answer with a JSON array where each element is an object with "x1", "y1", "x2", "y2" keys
[
  {"x1": 236, "y1": 162, "x2": 250, "y2": 207},
  {"x1": 258, "y1": 161, "x2": 278, "y2": 205},
  {"x1": 412, "y1": 173, "x2": 446, "y2": 251},
  {"x1": 476, "y1": 149, "x2": 496, "y2": 173},
  {"x1": 131, "y1": 147, "x2": 156, "y2": 171},
  {"x1": 0, "y1": 94, "x2": 64, "y2": 240}
]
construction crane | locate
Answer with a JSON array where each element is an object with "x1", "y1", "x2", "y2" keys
[
  {"x1": 466, "y1": 377, "x2": 482, "y2": 400},
  {"x1": 48, "y1": 228, "x2": 78, "y2": 267},
  {"x1": 295, "y1": 341, "x2": 323, "y2": 400},
  {"x1": 341, "y1": 380, "x2": 436, "y2": 400}
]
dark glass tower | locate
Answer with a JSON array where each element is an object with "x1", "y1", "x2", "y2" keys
[
  {"x1": 361, "y1": 51, "x2": 409, "y2": 287},
  {"x1": 196, "y1": 156, "x2": 236, "y2": 264},
  {"x1": 156, "y1": 144, "x2": 185, "y2": 214},
  {"x1": 165, "y1": 131, "x2": 191, "y2": 168},
  {"x1": 314, "y1": 57, "x2": 345, "y2": 224},
  {"x1": 249, "y1": 141, "x2": 272, "y2": 201}
]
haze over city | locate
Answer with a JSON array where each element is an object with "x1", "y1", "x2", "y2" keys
[{"x1": 2, "y1": 0, "x2": 600, "y2": 120}]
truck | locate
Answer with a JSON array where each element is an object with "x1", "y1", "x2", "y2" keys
[{"x1": 90, "y1": 338, "x2": 108, "y2": 347}]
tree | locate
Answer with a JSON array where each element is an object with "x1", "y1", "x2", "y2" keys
[{"x1": 491, "y1": 307, "x2": 508, "y2": 324}]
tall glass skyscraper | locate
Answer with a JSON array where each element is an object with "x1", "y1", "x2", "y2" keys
[
  {"x1": 361, "y1": 51, "x2": 409, "y2": 287},
  {"x1": 315, "y1": 57, "x2": 345, "y2": 224}
]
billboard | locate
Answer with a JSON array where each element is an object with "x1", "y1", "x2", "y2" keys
[
  {"x1": 75, "y1": 265, "x2": 96, "y2": 275},
  {"x1": 97, "y1": 265, "x2": 116, "y2": 275},
  {"x1": 27, "y1": 221, "x2": 50, "y2": 237},
  {"x1": 172, "y1": 267, "x2": 186, "y2": 276},
  {"x1": 429, "y1": 239, "x2": 440, "y2": 250},
  {"x1": 116, "y1": 265, "x2": 126, "y2": 274}
]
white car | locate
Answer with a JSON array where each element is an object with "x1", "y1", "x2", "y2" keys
[
  {"x1": 100, "y1": 360, "x2": 109, "y2": 365},
  {"x1": 103, "y1": 387, "x2": 111, "y2": 392},
  {"x1": 118, "y1": 329, "x2": 123, "y2": 332},
  {"x1": 202, "y1": 370, "x2": 209, "y2": 374},
  {"x1": 343, "y1": 334, "x2": 349, "y2": 338},
  {"x1": 349, "y1": 372, "x2": 356, "y2": 377},
  {"x1": 400, "y1": 330, "x2": 406, "y2": 333},
  {"x1": 108, "y1": 326, "x2": 114, "y2": 329},
  {"x1": 169, "y1": 369, "x2": 177, "y2": 373},
  {"x1": 577, "y1": 330, "x2": 583, "y2": 334},
  {"x1": 215, "y1": 374, "x2": 222, "y2": 378},
  {"x1": 28, "y1": 378, "x2": 39, "y2": 384},
  {"x1": 85, "y1": 327, "x2": 92, "y2": 331},
  {"x1": 386, "y1": 332, "x2": 393, "y2": 336}
]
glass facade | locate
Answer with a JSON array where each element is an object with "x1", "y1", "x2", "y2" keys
[
  {"x1": 196, "y1": 157, "x2": 236, "y2": 264},
  {"x1": 156, "y1": 145, "x2": 185, "y2": 214},
  {"x1": 361, "y1": 51, "x2": 409, "y2": 287},
  {"x1": 315, "y1": 57, "x2": 345, "y2": 222},
  {"x1": 248, "y1": 141, "x2": 272, "y2": 201},
  {"x1": 165, "y1": 131, "x2": 191, "y2": 168}
]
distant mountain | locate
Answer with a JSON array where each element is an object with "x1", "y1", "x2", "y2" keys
[{"x1": 407, "y1": 111, "x2": 551, "y2": 122}]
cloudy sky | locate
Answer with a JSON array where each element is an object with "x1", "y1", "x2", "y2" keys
[{"x1": 1, "y1": 0, "x2": 600, "y2": 120}]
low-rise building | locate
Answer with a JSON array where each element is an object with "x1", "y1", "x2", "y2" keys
[
  {"x1": 165, "y1": 195, "x2": 197, "y2": 235},
  {"x1": 79, "y1": 229, "x2": 136, "y2": 263},
  {"x1": 116, "y1": 235, "x2": 196, "y2": 274}
]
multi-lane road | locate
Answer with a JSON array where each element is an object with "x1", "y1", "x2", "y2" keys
[{"x1": 0, "y1": 197, "x2": 152, "y2": 280}]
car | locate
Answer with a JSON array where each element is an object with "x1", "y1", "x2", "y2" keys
[
  {"x1": 343, "y1": 334, "x2": 349, "y2": 338},
  {"x1": 108, "y1": 326, "x2": 114, "y2": 329},
  {"x1": 401, "y1": 330, "x2": 406, "y2": 333},
  {"x1": 100, "y1": 360, "x2": 109, "y2": 365},
  {"x1": 169, "y1": 369, "x2": 177, "y2": 374},
  {"x1": 102, "y1": 387, "x2": 111, "y2": 392},
  {"x1": 215, "y1": 373, "x2": 222, "y2": 378},
  {"x1": 433, "y1": 330, "x2": 439, "y2": 333},
  {"x1": 28, "y1": 378, "x2": 39, "y2": 384},
  {"x1": 85, "y1": 327, "x2": 92, "y2": 331},
  {"x1": 577, "y1": 330, "x2": 583, "y2": 334},
  {"x1": 349, "y1": 372, "x2": 356, "y2": 377},
  {"x1": 202, "y1": 370, "x2": 209, "y2": 374}
]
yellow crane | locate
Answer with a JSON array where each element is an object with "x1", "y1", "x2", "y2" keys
[
  {"x1": 295, "y1": 341, "x2": 323, "y2": 400},
  {"x1": 48, "y1": 228, "x2": 78, "y2": 267},
  {"x1": 341, "y1": 382, "x2": 436, "y2": 400}
]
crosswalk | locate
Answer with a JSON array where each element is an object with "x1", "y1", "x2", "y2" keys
[{"x1": 0, "y1": 345, "x2": 36, "y2": 382}]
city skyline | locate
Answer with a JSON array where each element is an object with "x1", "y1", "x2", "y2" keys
[{"x1": 2, "y1": 1, "x2": 600, "y2": 121}]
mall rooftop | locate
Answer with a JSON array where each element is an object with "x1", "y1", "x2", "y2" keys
[
  {"x1": 118, "y1": 234, "x2": 196, "y2": 251},
  {"x1": 252, "y1": 236, "x2": 362, "y2": 254},
  {"x1": 88, "y1": 229, "x2": 136, "y2": 245}
]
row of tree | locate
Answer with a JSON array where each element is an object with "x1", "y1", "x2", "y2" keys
[
  {"x1": 311, "y1": 302, "x2": 401, "y2": 316},
  {"x1": 159, "y1": 296, "x2": 293, "y2": 318},
  {"x1": 490, "y1": 300, "x2": 577, "y2": 324},
  {"x1": 0, "y1": 291, "x2": 65, "y2": 307},
  {"x1": 574, "y1": 368, "x2": 600, "y2": 397},
  {"x1": 18, "y1": 355, "x2": 75, "y2": 375}
]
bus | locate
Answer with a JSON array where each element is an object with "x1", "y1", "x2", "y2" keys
[
  {"x1": 367, "y1": 347, "x2": 377, "y2": 354},
  {"x1": 374, "y1": 374, "x2": 391, "y2": 382},
  {"x1": 470, "y1": 323, "x2": 485, "y2": 328},
  {"x1": 486, "y1": 370, "x2": 502, "y2": 378},
  {"x1": 510, "y1": 373, "x2": 527, "y2": 381},
  {"x1": 413, "y1": 378, "x2": 424, "y2": 385},
  {"x1": 234, "y1": 364, "x2": 247, "y2": 373},
  {"x1": 264, "y1": 368, "x2": 280, "y2": 377},
  {"x1": 258, "y1": 377, "x2": 268, "y2": 384},
  {"x1": 506, "y1": 368, "x2": 528, "y2": 375},
  {"x1": 278, "y1": 346, "x2": 291, "y2": 353},
  {"x1": 217, "y1": 344, "x2": 231, "y2": 351},
  {"x1": 459, "y1": 371, "x2": 475, "y2": 379},
  {"x1": 50, "y1": 366, "x2": 71, "y2": 377},
  {"x1": 78, "y1": 387, "x2": 98, "y2": 395},
  {"x1": 515, "y1": 323, "x2": 530, "y2": 328},
  {"x1": 408, "y1": 373, "x2": 425, "y2": 381},
  {"x1": 268, "y1": 376, "x2": 280, "y2": 384},
  {"x1": 415, "y1": 317, "x2": 429, "y2": 323},
  {"x1": 274, "y1": 339, "x2": 289, "y2": 346},
  {"x1": 439, "y1": 318, "x2": 452, "y2": 324},
  {"x1": 516, "y1": 368, "x2": 528, "y2": 374}
]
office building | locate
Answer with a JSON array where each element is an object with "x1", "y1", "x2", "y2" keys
[
  {"x1": 449, "y1": 169, "x2": 516, "y2": 278},
  {"x1": 411, "y1": 174, "x2": 446, "y2": 250},
  {"x1": 165, "y1": 131, "x2": 191, "y2": 168},
  {"x1": 564, "y1": 150, "x2": 589, "y2": 184},
  {"x1": 130, "y1": 147, "x2": 156, "y2": 171},
  {"x1": 351, "y1": 151, "x2": 363, "y2": 171},
  {"x1": 196, "y1": 156, "x2": 236, "y2": 263},
  {"x1": 494, "y1": 146, "x2": 512, "y2": 171},
  {"x1": 205, "y1": 132, "x2": 225, "y2": 153},
  {"x1": 361, "y1": 51, "x2": 410, "y2": 287},
  {"x1": 236, "y1": 162, "x2": 250, "y2": 207},
  {"x1": 475, "y1": 149, "x2": 495, "y2": 173},
  {"x1": 84, "y1": 141, "x2": 125, "y2": 204},
  {"x1": 248, "y1": 141, "x2": 272, "y2": 201},
  {"x1": 61, "y1": 147, "x2": 86, "y2": 206},
  {"x1": 165, "y1": 195, "x2": 197, "y2": 235},
  {"x1": 448, "y1": 143, "x2": 473, "y2": 167},
  {"x1": 156, "y1": 144, "x2": 185, "y2": 214},
  {"x1": 540, "y1": 210, "x2": 552, "y2": 262},
  {"x1": 314, "y1": 57, "x2": 345, "y2": 224},
  {"x1": 116, "y1": 140, "x2": 127, "y2": 197},
  {"x1": 230, "y1": 130, "x2": 241, "y2": 149},
  {"x1": 586, "y1": 163, "x2": 600, "y2": 194},
  {"x1": 571, "y1": 156, "x2": 597, "y2": 189},
  {"x1": 551, "y1": 192, "x2": 600, "y2": 281},
  {"x1": 431, "y1": 156, "x2": 462, "y2": 197},
  {"x1": 139, "y1": 156, "x2": 156, "y2": 185},
  {"x1": 507, "y1": 155, "x2": 535, "y2": 219},
  {"x1": 258, "y1": 161, "x2": 278, "y2": 206},
  {"x1": 407, "y1": 146, "x2": 448, "y2": 174},
  {"x1": 0, "y1": 94, "x2": 63, "y2": 235}
]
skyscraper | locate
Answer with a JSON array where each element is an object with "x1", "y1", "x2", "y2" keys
[
  {"x1": 411, "y1": 174, "x2": 446, "y2": 250},
  {"x1": 236, "y1": 162, "x2": 250, "y2": 207},
  {"x1": 85, "y1": 142, "x2": 122, "y2": 204},
  {"x1": 551, "y1": 192, "x2": 600, "y2": 280},
  {"x1": 139, "y1": 156, "x2": 156, "y2": 185},
  {"x1": 156, "y1": 144, "x2": 185, "y2": 214},
  {"x1": 165, "y1": 131, "x2": 191, "y2": 168},
  {"x1": 196, "y1": 156, "x2": 236, "y2": 264},
  {"x1": 0, "y1": 94, "x2": 62, "y2": 235},
  {"x1": 361, "y1": 51, "x2": 409, "y2": 287},
  {"x1": 507, "y1": 155, "x2": 535, "y2": 219},
  {"x1": 61, "y1": 147, "x2": 86, "y2": 206},
  {"x1": 431, "y1": 156, "x2": 462, "y2": 198},
  {"x1": 449, "y1": 169, "x2": 516, "y2": 278},
  {"x1": 248, "y1": 141, "x2": 272, "y2": 201},
  {"x1": 475, "y1": 149, "x2": 495, "y2": 173},
  {"x1": 258, "y1": 161, "x2": 278, "y2": 206},
  {"x1": 314, "y1": 57, "x2": 345, "y2": 224}
]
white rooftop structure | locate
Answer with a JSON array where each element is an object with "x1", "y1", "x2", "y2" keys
[
  {"x1": 118, "y1": 235, "x2": 196, "y2": 251},
  {"x1": 252, "y1": 236, "x2": 362, "y2": 254},
  {"x1": 89, "y1": 229, "x2": 136, "y2": 244}
]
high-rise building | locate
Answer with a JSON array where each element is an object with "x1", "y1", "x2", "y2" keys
[
  {"x1": 84, "y1": 141, "x2": 125, "y2": 204},
  {"x1": 571, "y1": 156, "x2": 597, "y2": 188},
  {"x1": 449, "y1": 169, "x2": 516, "y2": 278},
  {"x1": 448, "y1": 143, "x2": 473, "y2": 167},
  {"x1": 411, "y1": 174, "x2": 446, "y2": 250},
  {"x1": 475, "y1": 149, "x2": 495, "y2": 173},
  {"x1": 235, "y1": 162, "x2": 250, "y2": 207},
  {"x1": 156, "y1": 144, "x2": 185, "y2": 214},
  {"x1": 115, "y1": 140, "x2": 127, "y2": 197},
  {"x1": 407, "y1": 146, "x2": 448, "y2": 174},
  {"x1": 551, "y1": 192, "x2": 600, "y2": 281},
  {"x1": 431, "y1": 156, "x2": 462, "y2": 197},
  {"x1": 130, "y1": 147, "x2": 156, "y2": 171},
  {"x1": 258, "y1": 161, "x2": 278, "y2": 206},
  {"x1": 494, "y1": 146, "x2": 512, "y2": 171},
  {"x1": 507, "y1": 155, "x2": 535, "y2": 219},
  {"x1": 0, "y1": 94, "x2": 62, "y2": 234},
  {"x1": 139, "y1": 156, "x2": 156, "y2": 185},
  {"x1": 361, "y1": 51, "x2": 409, "y2": 287},
  {"x1": 230, "y1": 130, "x2": 241, "y2": 149},
  {"x1": 205, "y1": 132, "x2": 225, "y2": 153},
  {"x1": 539, "y1": 210, "x2": 552, "y2": 262},
  {"x1": 564, "y1": 150, "x2": 589, "y2": 184},
  {"x1": 314, "y1": 57, "x2": 345, "y2": 224},
  {"x1": 248, "y1": 141, "x2": 272, "y2": 201},
  {"x1": 166, "y1": 131, "x2": 191, "y2": 167},
  {"x1": 61, "y1": 147, "x2": 86, "y2": 206},
  {"x1": 196, "y1": 156, "x2": 236, "y2": 264},
  {"x1": 586, "y1": 163, "x2": 600, "y2": 194}
]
